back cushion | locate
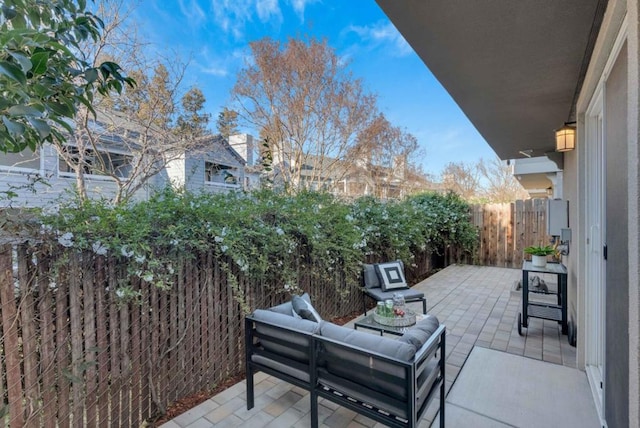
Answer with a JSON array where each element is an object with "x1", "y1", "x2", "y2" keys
[
  {"x1": 362, "y1": 264, "x2": 380, "y2": 289},
  {"x1": 252, "y1": 309, "x2": 320, "y2": 362},
  {"x1": 269, "y1": 292, "x2": 311, "y2": 315},
  {"x1": 319, "y1": 322, "x2": 416, "y2": 399},
  {"x1": 397, "y1": 315, "x2": 440, "y2": 349}
]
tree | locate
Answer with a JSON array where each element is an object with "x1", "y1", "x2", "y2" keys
[
  {"x1": 351, "y1": 113, "x2": 423, "y2": 198},
  {"x1": 0, "y1": 0, "x2": 133, "y2": 153},
  {"x1": 231, "y1": 36, "x2": 378, "y2": 192},
  {"x1": 477, "y1": 157, "x2": 529, "y2": 202},
  {"x1": 216, "y1": 107, "x2": 239, "y2": 139},
  {"x1": 58, "y1": 0, "x2": 211, "y2": 204},
  {"x1": 440, "y1": 161, "x2": 481, "y2": 201},
  {"x1": 176, "y1": 87, "x2": 210, "y2": 140}
]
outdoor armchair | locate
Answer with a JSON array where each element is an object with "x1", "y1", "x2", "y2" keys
[{"x1": 362, "y1": 261, "x2": 427, "y2": 315}]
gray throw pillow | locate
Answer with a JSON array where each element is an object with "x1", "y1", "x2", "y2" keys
[{"x1": 292, "y1": 295, "x2": 322, "y2": 322}]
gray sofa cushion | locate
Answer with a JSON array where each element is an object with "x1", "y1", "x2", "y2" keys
[
  {"x1": 252, "y1": 309, "x2": 320, "y2": 362},
  {"x1": 319, "y1": 322, "x2": 416, "y2": 400},
  {"x1": 398, "y1": 315, "x2": 440, "y2": 349},
  {"x1": 269, "y1": 292, "x2": 312, "y2": 315},
  {"x1": 292, "y1": 295, "x2": 322, "y2": 322}
]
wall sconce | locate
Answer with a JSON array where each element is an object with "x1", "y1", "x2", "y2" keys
[{"x1": 555, "y1": 122, "x2": 576, "y2": 152}]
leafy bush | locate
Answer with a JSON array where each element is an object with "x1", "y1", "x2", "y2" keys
[{"x1": 39, "y1": 188, "x2": 477, "y2": 301}]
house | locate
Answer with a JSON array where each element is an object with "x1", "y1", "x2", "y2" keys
[
  {"x1": 0, "y1": 113, "x2": 248, "y2": 207},
  {"x1": 375, "y1": 0, "x2": 638, "y2": 427},
  {"x1": 165, "y1": 134, "x2": 246, "y2": 194}
]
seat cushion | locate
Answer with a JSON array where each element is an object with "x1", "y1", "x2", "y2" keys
[{"x1": 364, "y1": 287, "x2": 424, "y2": 302}]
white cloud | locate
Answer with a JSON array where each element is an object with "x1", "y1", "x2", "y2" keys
[
  {"x1": 346, "y1": 21, "x2": 413, "y2": 57},
  {"x1": 257, "y1": 0, "x2": 282, "y2": 23},
  {"x1": 178, "y1": 0, "x2": 206, "y2": 24},
  {"x1": 211, "y1": 0, "x2": 255, "y2": 38},
  {"x1": 289, "y1": 0, "x2": 318, "y2": 22}
]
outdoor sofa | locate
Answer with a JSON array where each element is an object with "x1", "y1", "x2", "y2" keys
[{"x1": 244, "y1": 293, "x2": 446, "y2": 428}]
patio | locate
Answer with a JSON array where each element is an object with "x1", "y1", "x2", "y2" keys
[{"x1": 160, "y1": 264, "x2": 598, "y2": 427}]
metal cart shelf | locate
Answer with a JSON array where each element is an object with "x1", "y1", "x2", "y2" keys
[{"x1": 518, "y1": 261, "x2": 568, "y2": 336}]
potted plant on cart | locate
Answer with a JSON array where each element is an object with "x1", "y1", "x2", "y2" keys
[{"x1": 524, "y1": 244, "x2": 555, "y2": 268}]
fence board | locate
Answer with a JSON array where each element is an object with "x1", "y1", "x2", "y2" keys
[
  {"x1": 83, "y1": 255, "x2": 98, "y2": 427},
  {"x1": 18, "y1": 246, "x2": 39, "y2": 427},
  {"x1": 471, "y1": 199, "x2": 551, "y2": 268},
  {"x1": 94, "y1": 256, "x2": 110, "y2": 428},
  {"x1": 0, "y1": 244, "x2": 25, "y2": 427},
  {"x1": 37, "y1": 253, "x2": 57, "y2": 428}
]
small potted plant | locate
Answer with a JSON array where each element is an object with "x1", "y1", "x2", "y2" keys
[{"x1": 524, "y1": 244, "x2": 555, "y2": 267}]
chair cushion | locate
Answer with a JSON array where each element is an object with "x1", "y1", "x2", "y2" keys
[
  {"x1": 292, "y1": 295, "x2": 322, "y2": 322},
  {"x1": 362, "y1": 264, "x2": 380, "y2": 289},
  {"x1": 398, "y1": 315, "x2": 440, "y2": 349},
  {"x1": 364, "y1": 287, "x2": 424, "y2": 302},
  {"x1": 375, "y1": 261, "x2": 408, "y2": 291}
]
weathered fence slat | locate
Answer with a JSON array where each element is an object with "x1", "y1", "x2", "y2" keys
[{"x1": 0, "y1": 244, "x2": 25, "y2": 427}]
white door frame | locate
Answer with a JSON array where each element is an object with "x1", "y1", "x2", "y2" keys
[{"x1": 584, "y1": 87, "x2": 606, "y2": 420}]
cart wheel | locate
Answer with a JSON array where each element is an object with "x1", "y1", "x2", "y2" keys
[{"x1": 517, "y1": 313, "x2": 523, "y2": 336}]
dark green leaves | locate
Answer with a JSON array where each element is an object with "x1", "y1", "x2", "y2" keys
[
  {"x1": 0, "y1": 0, "x2": 134, "y2": 153},
  {"x1": 0, "y1": 61, "x2": 26, "y2": 84}
]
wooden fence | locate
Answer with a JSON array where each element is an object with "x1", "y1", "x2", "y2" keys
[
  {"x1": 470, "y1": 199, "x2": 551, "y2": 268},
  {"x1": 0, "y1": 241, "x2": 436, "y2": 427}
]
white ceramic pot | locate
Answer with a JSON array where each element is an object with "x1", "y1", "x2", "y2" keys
[{"x1": 531, "y1": 254, "x2": 547, "y2": 268}]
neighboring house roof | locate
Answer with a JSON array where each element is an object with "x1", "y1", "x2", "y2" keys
[{"x1": 195, "y1": 135, "x2": 246, "y2": 166}]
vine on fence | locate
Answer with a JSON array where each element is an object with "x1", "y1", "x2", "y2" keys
[{"x1": 36, "y1": 188, "x2": 477, "y2": 306}]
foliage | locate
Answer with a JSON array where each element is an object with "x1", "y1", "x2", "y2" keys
[
  {"x1": 175, "y1": 87, "x2": 210, "y2": 139},
  {"x1": 0, "y1": 0, "x2": 134, "y2": 153},
  {"x1": 440, "y1": 157, "x2": 529, "y2": 203},
  {"x1": 39, "y1": 189, "x2": 477, "y2": 299},
  {"x1": 231, "y1": 35, "x2": 378, "y2": 193},
  {"x1": 524, "y1": 244, "x2": 555, "y2": 256},
  {"x1": 216, "y1": 107, "x2": 239, "y2": 139}
]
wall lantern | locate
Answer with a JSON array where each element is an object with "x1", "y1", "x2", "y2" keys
[{"x1": 555, "y1": 122, "x2": 576, "y2": 152}]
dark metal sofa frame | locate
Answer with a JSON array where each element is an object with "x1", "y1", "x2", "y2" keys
[{"x1": 245, "y1": 316, "x2": 446, "y2": 428}]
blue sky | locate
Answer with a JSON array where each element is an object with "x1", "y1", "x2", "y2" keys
[{"x1": 129, "y1": 0, "x2": 497, "y2": 175}]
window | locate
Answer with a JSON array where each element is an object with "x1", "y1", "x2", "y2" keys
[
  {"x1": 205, "y1": 162, "x2": 237, "y2": 185},
  {"x1": 58, "y1": 146, "x2": 133, "y2": 179},
  {"x1": 0, "y1": 149, "x2": 40, "y2": 172}
]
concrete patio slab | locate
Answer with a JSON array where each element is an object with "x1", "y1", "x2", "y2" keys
[{"x1": 445, "y1": 347, "x2": 600, "y2": 428}]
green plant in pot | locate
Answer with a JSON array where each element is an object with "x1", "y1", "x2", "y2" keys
[{"x1": 524, "y1": 244, "x2": 555, "y2": 267}]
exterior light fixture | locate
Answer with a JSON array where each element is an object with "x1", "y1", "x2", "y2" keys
[{"x1": 555, "y1": 122, "x2": 576, "y2": 152}]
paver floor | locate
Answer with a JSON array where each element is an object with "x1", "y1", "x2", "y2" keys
[{"x1": 162, "y1": 264, "x2": 584, "y2": 427}]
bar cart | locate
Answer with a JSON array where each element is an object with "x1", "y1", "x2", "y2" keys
[{"x1": 517, "y1": 260, "x2": 568, "y2": 336}]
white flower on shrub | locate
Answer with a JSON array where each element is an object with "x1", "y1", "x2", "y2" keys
[
  {"x1": 142, "y1": 273, "x2": 154, "y2": 282},
  {"x1": 57, "y1": 232, "x2": 74, "y2": 247},
  {"x1": 92, "y1": 241, "x2": 108, "y2": 256},
  {"x1": 40, "y1": 224, "x2": 53, "y2": 234},
  {"x1": 170, "y1": 239, "x2": 179, "y2": 246},
  {"x1": 214, "y1": 236, "x2": 224, "y2": 243},
  {"x1": 275, "y1": 227, "x2": 284, "y2": 236},
  {"x1": 116, "y1": 289, "x2": 125, "y2": 298},
  {"x1": 49, "y1": 281, "x2": 57, "y2": 289},
  {"x1": 345, "y1": 214, "x2": 354, "y2": 222},
  {"x1": 167, "y1": 265, "x2": 175, "y2": 274},
  {"x1": 220, "y1": 245, "x2": 228, "y2": 253},
  {"x1": 284, "y1": 283, "x2": 291, "y2": 291},
  {"x1": 221, "y1": 227, "x2": 228, "y2": 236},
  {"x1": 121, "y1": 246, "x2": 134, "y2": 258},
  {"x1": 135, "y1": 254, "x2": 146, "y2": 263}
]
